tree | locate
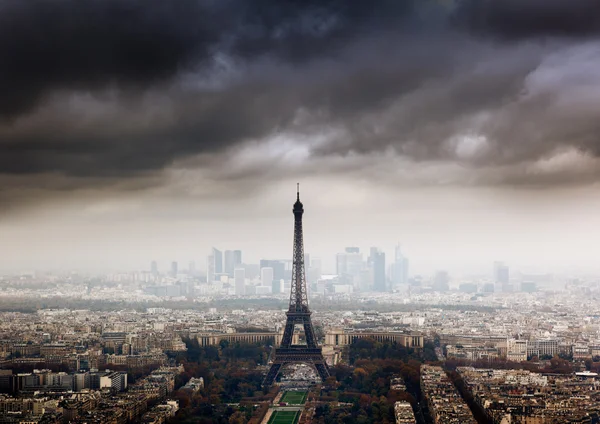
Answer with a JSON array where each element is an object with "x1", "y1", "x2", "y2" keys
[{"x1": 229, "y1": 411, "x2": 247, "y2": 424}]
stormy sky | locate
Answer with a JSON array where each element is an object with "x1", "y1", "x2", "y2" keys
[{"x1": 2, "y1": 0, "x2": 600, "y2": 276}]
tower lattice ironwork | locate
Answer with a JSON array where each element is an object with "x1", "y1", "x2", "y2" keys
[{"x1": 263, "y1": 185, "x2": 330, "y2": 386}]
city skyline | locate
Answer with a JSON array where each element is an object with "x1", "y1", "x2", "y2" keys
[
  {"x1": 5, "y1": 182, "x2": 600, "y2": 276},
  {"x1": 0, "y1": 239, "x2": 594, "y2": 279}
]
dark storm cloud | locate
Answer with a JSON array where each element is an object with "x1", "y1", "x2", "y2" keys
[
  {"x1": 454, "y1": 0, "x2": 600, "y2": 39},
  {"x1": 0, "y1": 0, "x2": 217, "y2": 117},
  {"x1": 2, "y1": 0, "x2": 600, "y2": 208},
  {"x1": 0, "y1": 0, "x2": 419, "y2": 118},
  {"x1": 0, "y1": 0, "x2": 432, "y2": 180}
]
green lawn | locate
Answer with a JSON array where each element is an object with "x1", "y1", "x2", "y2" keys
[
  {"x1": 280, "y1": 391, "x2": 307, "y2": 405},
  {"x1": 267, "y1": 410, "x2": 300, "y2": 424}
]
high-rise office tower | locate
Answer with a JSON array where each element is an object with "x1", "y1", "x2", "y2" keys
[
  {"x1": 243, "y1": 263, "x2": 259, "y2": 280},
  {"x1": 369, "y1": 247, "x2": 386, "y2": 292},
  {"x1": 272, "y1": 279, "x2": 282, "y2": 294},
  {"x1": 261, "y1": 267, "x2": 274, "y2": 287},
  {"x1": 307, "y1": 257, "x2": 322, "y2": 285},
  {"x1": 151, "y1": 261, "x2": 158, "y2": 276},
  {"x1": 311, "y1": 258, "x2": 321, "y2": 272},
  {"x1": 234, "y1": 250, "x2": 242, "y2": 269},
  {"x1": 335, "y1": 252, "x2": 346, "y2": 275},
  {"x1": 336, "y1": 247, "x2": 364, "y2": 287},
  {"x1": 170, "y1": 261, "x2": 178, "y2": 278},
  {"x1": 234, "y1": 268, "x2": 245, "y2": 296},
  {"x1": 224, "y1": 250, "x2": 234, "y2": 276},
  {"x1": 433, "y1": 270, "x2": 450, "y2": 292},
  {"x1": 493, "y1": 261, "x2": 511, "y2": 292},
  {"x1": 391, "y1": 244, "x2": 409, "y2": 288},
  {"x1": 224, "y1": 250, "x2": 242, "y2": 276},
  {"x1": 213, "y1": 248, "x2": 223, "y2": 274},
  {"x1": 188, "y1": 261, "x2": 196, "y2": 276},
  {"x1": 260, "y1": 259, "x2": 286, "y2": 282},
  {"x1": 207, "y1": 247, "x2": 223, "y2": 283},
  {"x1": 493, "y1": 261, "x2": 509, "y2": 283}
]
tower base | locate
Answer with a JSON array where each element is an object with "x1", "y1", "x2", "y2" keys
[{"x1": 263, "y1": 346, "x2": 330, "y2": 387}]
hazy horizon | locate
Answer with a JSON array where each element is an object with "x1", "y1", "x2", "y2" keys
[{"x1": 3, "y1": 182, "x2": 600, "y2": 277}]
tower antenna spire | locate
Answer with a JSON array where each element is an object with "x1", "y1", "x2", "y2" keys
[{"x1": 297, "y1": 183, "x2": 300, "y2": 201}]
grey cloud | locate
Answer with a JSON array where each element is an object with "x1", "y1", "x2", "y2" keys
[
  {"x1": 454, "y1": 0, "x2": 600, "y2": 39},
  {"x1": 2, "y1": 0, "x2": 600, "y2": 211},
  {"x1": 0, "y1": 0, "x2": 419, "y2": 118}
]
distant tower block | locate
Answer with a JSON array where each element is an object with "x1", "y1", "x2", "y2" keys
[{"x1": 263, "y1": 185, "x2": 330, "y2": 386}]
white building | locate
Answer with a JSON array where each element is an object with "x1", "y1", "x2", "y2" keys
[
  {"x1": 100, "y1": 372, "x2": 127, "y2": 392},
  {"x1": 507, "y1": 339, "x2": 528, "y2": 362}
]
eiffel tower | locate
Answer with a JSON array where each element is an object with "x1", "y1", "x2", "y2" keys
[{"x1": 263, "y1": 185, "x2": 330, "y2": 386}]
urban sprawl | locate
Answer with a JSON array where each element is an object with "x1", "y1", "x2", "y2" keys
[{"x1": 1, "y1": 249, "x2": 600, "y2": 423}]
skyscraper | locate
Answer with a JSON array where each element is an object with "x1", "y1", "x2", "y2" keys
[
  {"x1": 391, "y1": 244, "x2": 409, "y2": 289},
  {"x1": 272, "y1": 278, "x2": 282, "y2": 294},
  {"x1": 151, "y1": 260, "x2": 158, "y2": 276},
  {"x1": 207, "y1": 247, "x2": 223, "y2": 283},
  {"x1": 170, "y1": 261, "x2": 178, "y2": 278},
  {"x1": 433, "y1": 270, "x2": 450, "y2": 292},
  {"x1": 493, "y1": 261, "x2": 510, "y2": 292},
  {"x1": 188, "y1": 261, "x2": 196, "y2": 276},
  {"x1": 260, "y1": 259, "x2": 286, "y2": 282},
  {"x1": 336, "y1": 247, "x2": 364, "y2": 287},
  {"x1": 493, "y1": 261, "x2": 509, "y2": 283},
  {"x1": 234, "y1": 250, "x2": 242, "y2": 269},
  {"x1": 242, "y1": 263, "x2": 259, "y2": 280},
  {"x1": 224, "y1": 250, "x2": 242, "y2": 276},
  {"x1": 224, "y1": 250, "x2": 233, "y2": 276},
  {"x1": 307, "y1": 257, "x2": 322, "y2": 285},
  {"x1": 213, "y1": 248, "x2": 223, "y2": 274},
  {"x1": 234, "y1": 268, "x2": 245, "y2": 296},
  {"x1": 369, "y1": 247, "x2": 386, "y2": 292}
]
